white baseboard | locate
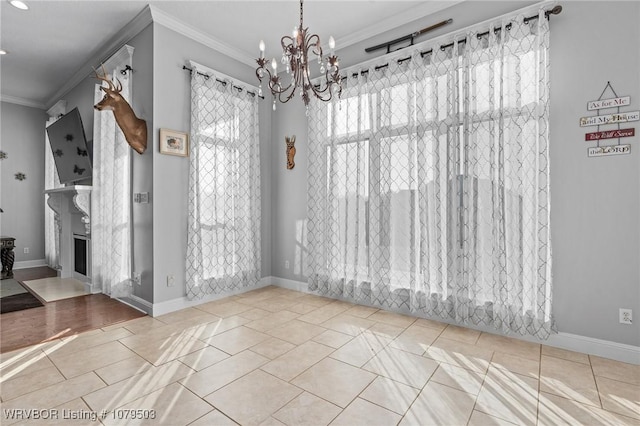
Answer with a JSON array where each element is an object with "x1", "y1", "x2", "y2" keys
[
  {"x1": 13, "y1": 259, "x2": 47, "y2": 270},
  {"x1": 150, "y1": 277, "x2": 273, "y2": 317},
  {"x1": 544, "y1": 332, "x2": 640, "y2": 365},
  {"x1": 125, "y1": 294, "x2": 154, "y2": 315},
  {"x1": 268, "y1": 276, "x2": 640, "y2": 365}
]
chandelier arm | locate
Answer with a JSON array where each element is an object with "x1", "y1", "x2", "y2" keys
[{"x1": 306, "y1": 34, "x2": 322, "y2": 58}]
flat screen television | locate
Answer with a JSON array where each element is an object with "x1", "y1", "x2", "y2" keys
[{"x1": 46, "y1": 107, "x2": 92, "y2": 185}]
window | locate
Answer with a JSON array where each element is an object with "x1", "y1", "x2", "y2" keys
[
  {"x1": 186, "y1": 69, "x2": 261, "y2": 299},
  {"x1": 308, "y1": 13, "x2": 553, "y2": 338}
]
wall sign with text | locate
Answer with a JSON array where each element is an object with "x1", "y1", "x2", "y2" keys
[{"x1": 582, "y1": 82, "x2": 634, "y2": 158}]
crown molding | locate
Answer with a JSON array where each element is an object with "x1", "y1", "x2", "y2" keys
[
  {"x1": 336, "y1": 1, "x2": 465, "y2": 50},
  {"x1": 44, "y1": 5, "x2": 154, "y2": 109},
  {"x1": 0, "y1": 94, "x2": 47, "y2": 109},
  {"x1": 149, "y1": 5, "x2": 255, "y2": 68}
]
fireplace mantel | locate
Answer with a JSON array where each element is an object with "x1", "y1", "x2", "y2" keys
[{"x1": 45, "y1": 185, "x2": 93, "y2": 288}]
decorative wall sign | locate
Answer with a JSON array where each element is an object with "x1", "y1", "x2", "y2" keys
[
  {"x1": 587, "y1": 96, "x2": 631, "y2": 111},
  {"x1": 583, "y1": 81, "x2": 635, "y2": 158},
  {"x1": 588, "y1": 144, "x2": 631, "y2": 157},
  {"x1": 585, "y1": 128, "x2": 635, "y2": 141},
  {"x1": 579, "y1": 111, "x2": 639, "y2": 127}
]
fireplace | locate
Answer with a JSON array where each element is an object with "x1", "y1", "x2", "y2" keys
[
  {"x1": 45, "y1": 185, "x2": 93, "y2": 290},
  {"x1": 74, "y1": 235, "x2": 89, "y2": 276}
]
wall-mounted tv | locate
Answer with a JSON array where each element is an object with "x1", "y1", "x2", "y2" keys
[{"x1": 46, "y1": 107, "x2": 92, "y2": 185}]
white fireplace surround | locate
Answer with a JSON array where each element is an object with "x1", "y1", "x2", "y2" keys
[{"x1": 44, "y1": 185, "x2": 95, "y2": 292}]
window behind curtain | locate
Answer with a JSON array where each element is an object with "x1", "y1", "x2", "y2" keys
[
  {"x1": 307, "y1": 10, "x2": 553, "y2": 338},
  {"x1": 186, "y1": 66, "x2": 261, "y2": 300}
]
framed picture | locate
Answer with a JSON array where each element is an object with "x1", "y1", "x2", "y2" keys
[{"x1": 159, "y1": 128, "x2": 189, "y2": 157}]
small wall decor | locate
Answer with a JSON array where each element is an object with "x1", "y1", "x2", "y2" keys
[
  {"x1": 582, "y1": 82, "x2": 635, "y2": 158},
  {"x1": 0, "y1": 151, "x2": 6, "y2": 160},
  {"x1": 286, "y1": 135, "x2": 296, "y2": 170},
  {"x1": 14, "y1": 172, "x2": 26, "y2": 181},
  {"x1": 159, "y1": 128, "x2": 189, "y2": 157}
]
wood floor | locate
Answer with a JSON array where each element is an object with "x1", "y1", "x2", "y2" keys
[{"x1": 0, "y1": 266, "x2": 146, "y2": 353}]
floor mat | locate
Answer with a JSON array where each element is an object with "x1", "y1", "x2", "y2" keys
[
  {"x1": 0, "y1": 278, "x2": 28, "y2": 298},
  {"x1": 0, "y1": 288, "x2": 44, "y2": 313}
]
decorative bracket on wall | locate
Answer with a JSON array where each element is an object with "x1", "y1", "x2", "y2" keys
[
  {"x1": 120, "y1": 65, "x2": 133, "y2": 75},
  {"x1": 365, "y1": 19, "x2": 453, "y2": 54},
  {"x1": 72, "y1": 192, "x2": 91, "y2": 235}
]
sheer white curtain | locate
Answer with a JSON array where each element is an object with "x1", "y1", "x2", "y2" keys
[
  {"x1": 44, "y1": 117, "x2": 62, "y2": 269},
  {"x1": 91, "y1": 46, "x2": 134, "y2": 298},
  {"x1": 307, "y1": 8, "x2": 554, "y2": 338},
  {"x1": 186, "y1": 63, "x2": 261, "y2": 300}
]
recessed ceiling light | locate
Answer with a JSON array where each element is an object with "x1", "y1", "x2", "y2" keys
[
  {"x1": 0, "y1": 50, "x2": 7, "y2": 55},
  {"x1": 9, "y1": 0, "x2": 29, "y2": 10}
]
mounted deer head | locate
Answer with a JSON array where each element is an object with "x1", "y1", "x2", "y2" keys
[{"x1": 94, "y1": 65, "x2": 147, "y2": 155}]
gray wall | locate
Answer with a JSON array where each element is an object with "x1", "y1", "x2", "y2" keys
[
  {"x1": 0, "y1": 102, "x2": 47, "y2": 263},
  {"x1": 152, "y1": 24, "x2": 272, "y2": 303},
  {"x1": 270, "y1": 1, "x2": 640, "y2": 346},
  {"x1": 49, "y1": 24, "x2": 155, "y2": 304},
  {"x1": 129, "y1": 24, "x2": 155, "y2": 304},
  {"x1": 550, "y1": 1, "x2": 639, "y2": 346},
  {"x1": 271, "y1": 97, "x2": 309, "y2": 280}
]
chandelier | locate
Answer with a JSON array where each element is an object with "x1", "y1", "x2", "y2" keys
[{"x1": 256, "y1": 0, "x2": 342, "y2": 111}]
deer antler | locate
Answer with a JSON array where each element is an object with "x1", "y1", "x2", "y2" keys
[{"x1": 93, "y1": 64, "x2": 116, "y2": 91}]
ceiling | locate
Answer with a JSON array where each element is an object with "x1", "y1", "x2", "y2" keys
[{"x1": 0, "y1": 0, "x2": 462, "y2": 110}]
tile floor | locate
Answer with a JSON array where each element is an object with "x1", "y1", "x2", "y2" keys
[{"x1": 0, "y1": 285, "x2": 638, "y2": 425}]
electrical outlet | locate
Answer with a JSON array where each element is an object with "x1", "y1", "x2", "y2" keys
[
  {"x1": 23, "y1": 247, "x2": 29, "y2": 254},
  {"x1": 285, "y1": 260, "x2": 290, "y2": 269},
  {"x1": 167, "y1": 275, "x2": 175, "y2": 287},
  {"x1": 619, "y1": 308, "x2": 633, "y2": 325}
]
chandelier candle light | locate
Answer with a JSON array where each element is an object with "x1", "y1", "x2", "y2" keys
[{"x1": 256, "y1": 0, "x2": 342, "y2": 112}]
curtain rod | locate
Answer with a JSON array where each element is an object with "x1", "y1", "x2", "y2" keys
[
  {"x1": 182, "y1": 66, "x2": 263, "y2": 99},
  {"x1": 346, "y1": 5, "x2": 562, "y2": 79},
  {"x1": 365, "y1": 19, "x2": 454, "y2": 54}
]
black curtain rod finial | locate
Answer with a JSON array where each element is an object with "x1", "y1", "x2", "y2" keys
[{"x1": 547, "y1": 5, "x2": 562, "y2": 18}]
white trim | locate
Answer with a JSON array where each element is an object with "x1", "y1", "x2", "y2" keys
[
  {"x1": 150, "y1": 277, "x2": 273, "y2": 317},
  {"x1": 46, "y1": 100, "x2": 67, "y2": 118},
  {"x1": 335, "y1": 1, "x2": 465, "y2": 50},
  {"x1": 45, "y1": 5, "x2": 153, "y2": 109},
  {"x1": 13, "y1": 259, "x2": 47, "y2": 270},
  {"x1": 188, "y1": 60, "x2": 259, "y2": 93},
  {"x1": 0, "y1": 95, "x2": 46, "y2": 110},
  {"x1": 101, "y1": 45, "x2": 135, "y2": 73},
  {"x1": 125, "y1": 294, "x2": 153, "y2": 315},
  {"x1": 267, "y1": 276, "x2": 640, "y2": 365},
  {"x1": 545, "y1": 332, "x2": 640, "y2": 365},
  {"x1": 150, "y1": 5, "x2": 254, "y2": 68},
  {"x1": 270, "y1": 276, "x2": 312, "y2": 294}
]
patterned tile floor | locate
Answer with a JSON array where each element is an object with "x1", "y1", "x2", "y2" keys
[{"x1": 1, "y1": 286, "x2": 638, "y2": 425}]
